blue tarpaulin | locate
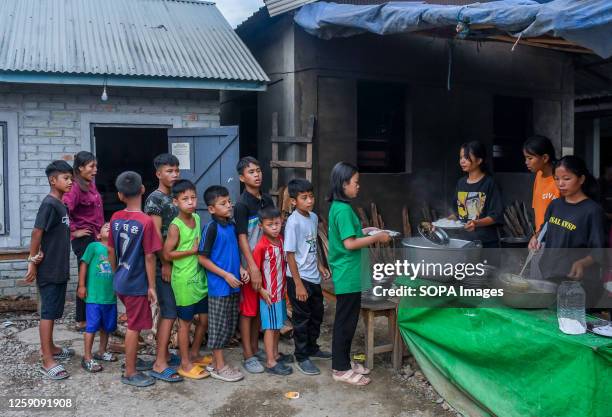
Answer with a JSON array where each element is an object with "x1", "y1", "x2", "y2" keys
[{"x1": 294, "y1": 0, "x2": 612, "y2": 58}]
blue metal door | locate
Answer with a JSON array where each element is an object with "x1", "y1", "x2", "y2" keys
[{"x1": 167, "y1": 127, "x2": 239, "y2": 222}]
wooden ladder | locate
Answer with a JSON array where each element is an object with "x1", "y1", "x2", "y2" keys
[{"x1": 269, "y1": 112, "x2": 315, "y2": 204}]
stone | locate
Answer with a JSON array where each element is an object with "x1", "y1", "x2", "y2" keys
[{"x1": 17, "y1": 324, "x2": 82, "y2": 345}]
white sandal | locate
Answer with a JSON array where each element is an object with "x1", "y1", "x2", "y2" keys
[
  {"x1": 351, "y1": 361, "x2": 371, "y2": 375},
  {"x1": 332, "y1": 369, "x2": 371, "y2": 386}
]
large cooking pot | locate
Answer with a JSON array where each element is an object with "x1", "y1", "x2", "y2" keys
[{"x1": 401, "y1": 237, "x2": 482, "y2": 282}]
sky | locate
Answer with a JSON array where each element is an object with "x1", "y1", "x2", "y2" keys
[{"x1": 214, "y1": 0, "x2": 265, "y2": 27}]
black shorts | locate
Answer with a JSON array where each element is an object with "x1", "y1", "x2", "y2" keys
[
  {"x1": 156, "y1": 275, "x2": 177, "y2": 319},
  {"x1": 176, "y1": 297, "x2": 208, "y2": 321},
  {"x1": 38, "y1": 282, "x2": 67, "y2": 320}
]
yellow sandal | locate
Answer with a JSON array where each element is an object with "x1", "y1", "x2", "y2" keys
[
  {"x1": 192, "y1": 355, "x2": 213, "y2": 367},
  {"x1": 178, "y1": 365, "x2": 210, "y2": 380}
]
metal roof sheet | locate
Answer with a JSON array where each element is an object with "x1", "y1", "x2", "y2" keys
[
  {"x1": 262, "y1": 0, "x2": 480, "y2": 17},
  {"x1": 264, "y1": 0, "x2": 317, "y2": 17},
  {"x1": 0, "y1": 0, "x2": 269, "y2": 83}
]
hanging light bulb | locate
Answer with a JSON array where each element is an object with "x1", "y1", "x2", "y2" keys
[{"x1": 101, "y1": 85, "x2": 108, "y2": 102}]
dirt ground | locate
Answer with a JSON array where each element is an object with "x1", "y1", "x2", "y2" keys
[{"x1": 0, "y1": 301, "x2": 458, "y2": 417}]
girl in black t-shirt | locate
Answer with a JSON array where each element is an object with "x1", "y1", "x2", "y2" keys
[
  {"x1": 530, "y1": 156, "x2": 607, "y2": 306},
  {"x1": 451, "y1": 141, "x2": 503, "y2": 247}
]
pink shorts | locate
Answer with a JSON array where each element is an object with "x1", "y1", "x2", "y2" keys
[
  {"x1": 118, "y1": 294, "x2": 152, "y2": 331},
  {"x1": 239, "y1": 284, "x2": 259, "y2": 317}
]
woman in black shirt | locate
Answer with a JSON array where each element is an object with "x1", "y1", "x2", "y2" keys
[{"x1": 530, "y1": 156, "x2": 607, "y2": 307}]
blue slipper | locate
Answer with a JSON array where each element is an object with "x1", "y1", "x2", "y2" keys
[
  {"x1": 168, "y1": 353, "x2": 181, "y2": 368},
  {"x1": 149, "y1": 367, "x2": 183, "y2": 383},
  {"x1": 121, "y1": 357, "x2": 154, "y2": 372},
  {"x1": 121, "y1": 372, "x2": 156, "y2": 387},
  {"x1": 265, "y1": 362, "x2": 293, "y2": 376}
]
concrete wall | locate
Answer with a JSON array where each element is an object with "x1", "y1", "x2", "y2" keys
[
  {"x1": 290, "y1": 29, "x2": 575, "y2": 230},
  {"x1": 0, "y1": 83, "x2": 220, "y2": 297}
]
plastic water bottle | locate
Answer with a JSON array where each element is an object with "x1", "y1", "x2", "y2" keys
[{"x1": 557, "y1": 281, "x2": 586, "y2": 335}]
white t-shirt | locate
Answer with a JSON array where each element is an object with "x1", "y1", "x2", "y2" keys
[{"x1": 284, "y1": 210, "x2": 320, "y2": 284}]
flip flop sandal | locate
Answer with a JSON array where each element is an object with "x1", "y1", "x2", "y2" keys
[
  {"x1": 121, "y1": 371, "x2": 156, "y2": 387},
  {"x1": 332, "y1": 369, "x2": 371, "y2": 386},
  {"x1": 93, "y1": 352, "x2": 118, "y2": 362},
  {"x1": 39, "y1": 364, "x2": 69, "y2": 380},
  {"x1": 351, "y1": 361, "x2": 371, "y2": 375},
  {"x1": 168, "y1": 353, "x2": 181, "y2": 367},
  {"x1": 192, "y1": 355, "x2": 213, "y2": 367},
  {"x1": 149, "y1": 367, "x2": 184, "y2": 383},
  {"x1": 210, "y1": 365, "x2": 244, "y2": 382},
  {"x1": 121, "y1": 358, "x2": 154, "y2": 372},
  {"x1": 53, "y1": 347, "x2": 75, "y2": 360},
  {"x1": 177, "y1": 365, "x2": 209, "y2": 380},
  {"x1": 81, "y1": 358, "x2": 103, "y2": 373}
]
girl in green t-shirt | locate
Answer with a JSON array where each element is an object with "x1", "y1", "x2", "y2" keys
[{"x1": 327, "y1": 162, "x2": 390, "y2": 386}]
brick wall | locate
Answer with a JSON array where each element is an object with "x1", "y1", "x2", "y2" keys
[{"x1": 0, "y1": 83, "x2": 222, "y2": 297}]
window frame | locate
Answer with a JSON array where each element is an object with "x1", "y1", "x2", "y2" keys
[
  {"x1": 0, "y1": 111, "x2": 20, "y2": 247},
  {"x1": 356, "y1": 80, "x2": 412, "y2": 174}
]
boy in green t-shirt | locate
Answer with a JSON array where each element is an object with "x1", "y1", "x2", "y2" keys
[
  {"x1": 163, "y1": 180, "x2": 210, "y2": 380},
  {"x1": 77, "y1": 222, "x2": 118, "y2": 373}
]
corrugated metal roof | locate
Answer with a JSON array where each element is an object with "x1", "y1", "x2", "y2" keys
[
  {"x1": 263, "y1": 0, "x2": 480, "y2": 17},
  {"x1": 264, "y1": 0, "x2": 317, "y2": 17},
  {"x1": 0, "y1": 0, "x2": 268, "y2": 83}
]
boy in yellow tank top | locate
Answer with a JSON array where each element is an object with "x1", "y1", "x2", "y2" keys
[{"x1": 162, "y1": 180, "x2": 210, "y2": 380}]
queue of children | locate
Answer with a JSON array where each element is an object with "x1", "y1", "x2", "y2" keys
[
  {"x1": 28, "y1": 154, "x2": 378, "y2": 386},
  {"x1": 26, "y1": 136, "x2": 610, "y2": 385}
]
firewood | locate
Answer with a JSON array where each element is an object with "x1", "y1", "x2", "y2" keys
[
  {"x1": 371, "y1": 203, "x2": 380, "y2": 229},
  {"x1": 504, "y1": 212, "x2": 520, "y2": 237},
  {"x1": 402, "y1": 206, "x2": 411, "y2": 237},
  {"x1": 356, "y1": 207, "x2": 369, "y2": 228},
  {"x1": 0, "y1": 297, "x2": 37, "y2": 313},
  {"x1": 507, "y1": 206, "x2": 525, "y2": 236}
]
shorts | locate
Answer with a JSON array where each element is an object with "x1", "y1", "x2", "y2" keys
[
  {"x1": 38, "y1": 282, "x2": 67, "y2": 320},
  {"x1": 239, "y1": 283, "x2": 258, "y2": 317},
  {"x1": 260, "y1": 299, "x2": 287, "y2": 330},
  {"x1": 156, "y1": 275, "x2": 177, "y2": 319},
  {"x1": 117, "y1": 294, "x2": 152, "y2": 331},
  {"x1": 85, "y1": 303, "x2": 117, "y2": 333},
  {"x1": 176, "y1": 297, "x2": 208, "y2": 321},
  {"x1": 207, "y1": 293, "x2": 240, "y2": 349}
]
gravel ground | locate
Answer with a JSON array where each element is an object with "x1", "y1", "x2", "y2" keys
[{"x1": 0, "y1": 300, "x2": 460, "y2": 417}]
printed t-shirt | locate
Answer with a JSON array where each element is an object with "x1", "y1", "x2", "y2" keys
[
  {"x1": 108, "y1": 210, "x2": 162, "y2": 296},
  {"x1": 81, "y1": 241, "x2": 116, "y2": 304},
  {"x1": 284, "y1": 210, "x2": 320, "y2": 284}
]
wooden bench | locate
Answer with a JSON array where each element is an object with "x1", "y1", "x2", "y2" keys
[
  {"x1": 361, "y1": 299, "x2": 403, "y2": 370},
  {"x1": 321, "y1": 281, "x2": 406, "y2": 370}
]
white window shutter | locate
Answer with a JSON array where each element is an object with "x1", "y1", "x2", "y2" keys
[{"x1": 0, "y1": 125, "x2": 5, "y2": 234}]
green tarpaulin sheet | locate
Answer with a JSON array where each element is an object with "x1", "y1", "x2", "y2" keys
[{"x1": 398, "y1": 300, "x2": 612, "y2": 417}]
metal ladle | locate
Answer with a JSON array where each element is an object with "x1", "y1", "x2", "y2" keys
[{"x1": 518, "y1": 222, "x2": 547, "y2": 277}]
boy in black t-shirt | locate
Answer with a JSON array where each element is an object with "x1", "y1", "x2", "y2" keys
[
  {"x1": 233, "y1": 157, "x2": 276, "y2": 373},
  {"x1": 25, "y1": 160, "x2": 74, "y2": 380}
]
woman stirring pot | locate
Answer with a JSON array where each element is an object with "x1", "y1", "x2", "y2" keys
[{"x1": 63, "y1": 151, "x2": 104, "y2": 331}]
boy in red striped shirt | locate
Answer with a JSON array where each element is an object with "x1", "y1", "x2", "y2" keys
[{"x1": 253, "y1": 206, "x2": 292, "y2": 376}]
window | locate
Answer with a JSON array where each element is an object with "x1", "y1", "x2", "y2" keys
[
  {"x1": 357, "y1": 81, "x2": 406, "y2": 173},
  {"x1": 493, "y1": 95, "x2": 533, "y2": 172},
  {"x1": 0, "y1": 111, "x2": 20, "y2": 247},
  {"x1": 0, "y1": 122, "x2": 6, "y2": 235}
]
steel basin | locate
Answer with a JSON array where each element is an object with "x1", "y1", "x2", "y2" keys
[{"x1": 401, "y1": 237, "x2": 482, "y2": 281}]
